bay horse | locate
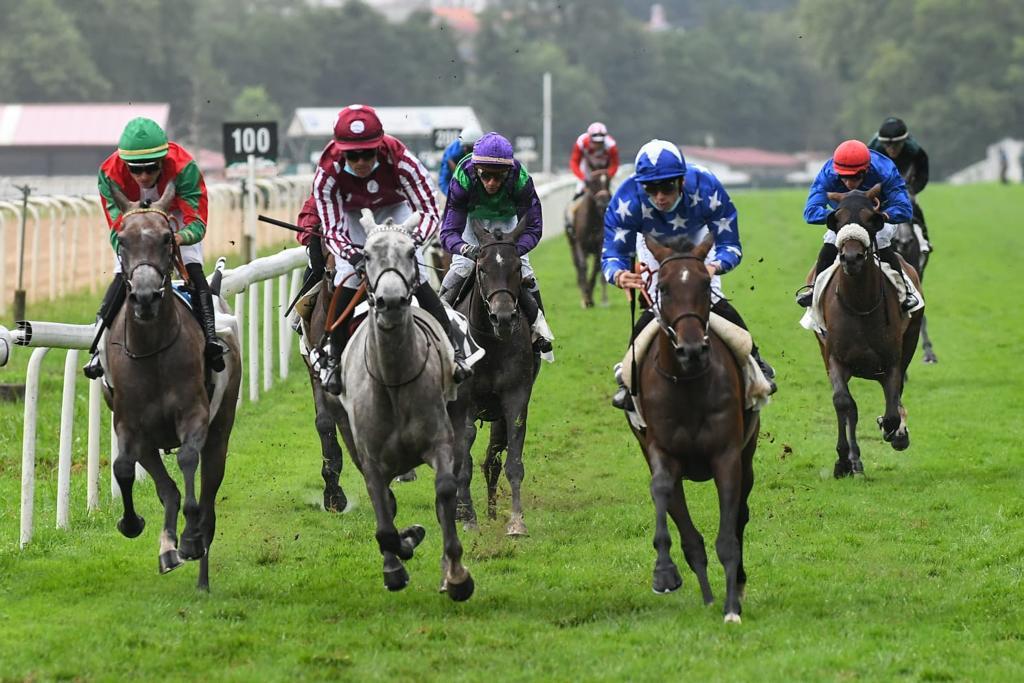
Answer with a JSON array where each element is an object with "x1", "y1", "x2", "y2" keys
[
  {"x1": 629, "y1": 234, "x2": 759, "y2": 624},
  {"x1": 567, "y1": 171, "x2": 611, "y2": 308},
  {"x1": 813, "y1": 187, "x2": 923, "y2": 477},
  {"x1": 103, "y1": 183, "x2": 241, "y2": 591},
  {"x1": 893, "y1": 218, "x2": 937, "y2": 363},
  {"x1": 452, "y1": 217, "x2": 539, "y2": 536},
  {"x1": 337, "y1": 210, "x2": 474, "y2": 600}
]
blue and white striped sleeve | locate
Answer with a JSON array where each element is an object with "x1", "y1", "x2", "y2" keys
[{"x1": 601, "y1": 186, "x2": 642, "y2": 284}]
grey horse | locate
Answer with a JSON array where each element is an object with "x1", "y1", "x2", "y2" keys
[
  {"x1": 452, "y1": 217, "x2": 539, "y2": 536},
  {"x1": 103, "y1": 183, "x2": 241, "y2": 591},
  {"x1": 338, "y1": 209, "x2": 474, "y2": 600}
]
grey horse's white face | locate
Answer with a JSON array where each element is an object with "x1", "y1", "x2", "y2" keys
[{"x1": 360, "y1": 210, "x2": 421, "y2": 330}]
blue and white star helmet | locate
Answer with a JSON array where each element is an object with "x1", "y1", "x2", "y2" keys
[{"x1": 634, "y1": 139, "x2": 687, "y2": 183}]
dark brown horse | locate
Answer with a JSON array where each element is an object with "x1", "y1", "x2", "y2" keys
[
  {"x1": 892, "y1": 217, "x2": 937, "y2": 363},
  {"x1": 103, "y1": 183, "x2": 241, "y2": 591},
  {"x1": 813, "y1": 187, "x2": 923, "y2": 477},
  {"x1": 629, "y1": 234, "x2": 759, "y2": 624},
  {"x1": 452, "y1": 217, "x2": 539, "y2": 536},
  {"x1": 567, "y1": 171, "x2": 611, "y2": 308}
]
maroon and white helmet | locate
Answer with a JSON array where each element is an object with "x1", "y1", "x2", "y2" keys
[{"x1": 587, "y1": 121, "x2": 608, "y2": 142}]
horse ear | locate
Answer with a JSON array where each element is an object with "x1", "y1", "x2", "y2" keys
[
  {"x1": 693, "y1": 233, "x2": 715, "y2": 261},
  {"x1": 109, "y1": 183, "x2": 133, "y2": 214},
  {"x1": 359, "y1": 208, "x2": 377, "y2": 233},
  {"x1": 826, "y1": 210, "x2": 838, "y2": 233},
  {"x1": 509, "y1": 214, "x2": 529, "y2": 243},
  {"x1": 826, "y1": 191, "x2": 846, "y2": 204},
  {"x1": 401, "y1": 212, "x2": 421, "y2": 242},
  {"x1": 469, "y1": 217, "x2": 489, "y2": 242},
  {"x1": 154, "y1": 181, "x2": 176, "y2": 212},
  {"x1": 866, "y1": 183, "x2": 883, "y2": 202},
  {"x1": 644, "y1": 234, "x2": 673, "y2": 261}
]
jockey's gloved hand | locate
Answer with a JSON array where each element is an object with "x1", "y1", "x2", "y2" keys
[
  {"x1": 460, "y1": 243, "x2": 480, "y2": 260},
  {"x1": 347, "y1": 253, "x2": 366, "y2": 276}
]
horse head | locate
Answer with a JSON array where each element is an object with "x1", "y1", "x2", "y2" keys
[
  {"x1": 827, "y1": 184, "x2": 883, "y2": 277},
  {"x1": 360, "y1": 209, "x2": 421, "y2": 330},
  {"x1": 470, "y1": 215, "x2": 527, "y2": 338},
  {"x1": 111, "y1": 182, "x2": 177, "y2": 322},
  {"x1": 586, "y1": 171, "x2": 611, "y2": 214},
  {"x1": 644, "y1": 233, "x2": 715, "y2": 375}
]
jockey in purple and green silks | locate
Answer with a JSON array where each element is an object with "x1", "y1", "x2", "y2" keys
[
  {"x1": 438, "y1": 132, "x2": 554, "y2": 356},
  {"x1": 84, "y1": 117, "x2": 225, "y2": 380}
]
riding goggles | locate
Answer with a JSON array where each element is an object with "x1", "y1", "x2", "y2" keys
[
  {"x1": 476, "y1": 168, "x2": 510, "y2": 183},
  {"x1": 344, "y1": 149, "x2": 378, "y2": 162},
  {"x1": 127, "y1": 161, "x2": 161, "y2": 175},
  {"x1": 641, "y1": 179, "x2": 680, "y2": 196}
]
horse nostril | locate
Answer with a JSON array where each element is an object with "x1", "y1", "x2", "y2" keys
[{"x1": 489, "y1": 313, "x2": 499, "y2": 326}]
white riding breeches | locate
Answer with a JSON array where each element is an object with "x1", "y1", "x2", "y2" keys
[
  {"x1": 332, "y1": 202, "x2": 427, "y2": 290},
  {"x1": 824, "y1": 222, "x2": 896, "y2": 250},
  {"x1": 636, "y1": 229, "x2": 725, "y2": 305}
]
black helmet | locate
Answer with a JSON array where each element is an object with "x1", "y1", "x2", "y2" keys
[{"x1": 877, "y1": 117, "x2": 908, "y2": 142}]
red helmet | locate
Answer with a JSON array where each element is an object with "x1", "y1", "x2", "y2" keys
[
  {"x1": 832, "y1": 139, "x2": 871, "y2": 176},
  {"x1": 333, "y1": 105, "x2": 384, "y2": 150}
]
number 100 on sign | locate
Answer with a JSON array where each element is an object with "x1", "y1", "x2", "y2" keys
[{"x1": 222, "y1": 122, "x2": 278, "y2": 165}]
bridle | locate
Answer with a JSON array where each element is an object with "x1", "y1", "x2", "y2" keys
[
  {"x1": 652, "y1": 253, "x2": 710, "y2": 352},
  {"x1": 475, "y1": 240, "x2": 521, "y2": 324}
]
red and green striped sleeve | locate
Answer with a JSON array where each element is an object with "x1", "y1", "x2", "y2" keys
[
  {"x1": 97, "y1": 168, "x2": 124, "y2": 252},
  {"x1": 173, "y1": 160, "x2": 208, "y2": 245}
]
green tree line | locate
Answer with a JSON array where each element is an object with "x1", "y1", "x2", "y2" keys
[{"x1": 0, "y1": 0, "x2": 1019, "y2": 175}]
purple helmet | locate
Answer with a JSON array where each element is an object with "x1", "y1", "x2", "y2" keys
[{"x1": 472, "y1": 132, "x2": 514, "y2": 166}]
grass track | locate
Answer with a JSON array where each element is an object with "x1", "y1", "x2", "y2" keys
[{"x1": 1, "y1": 184, "x2": 1022, "y2": 681}]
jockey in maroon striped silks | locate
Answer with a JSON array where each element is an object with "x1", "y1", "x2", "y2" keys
[{"x1": 297, "y1": 104, "x2": 469, "y2": 395}]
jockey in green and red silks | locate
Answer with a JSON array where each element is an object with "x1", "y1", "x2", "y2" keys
[{"x1": 84, "y1": 117, "x2": 224, "y2": 379}]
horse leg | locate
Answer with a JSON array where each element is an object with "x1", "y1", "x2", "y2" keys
[
  {"x1": 920, "y1": 314, "x2": 937, "y2": 364},
  {"x1": 666, "y1": 480, "x2": 712, "y2": 605},
  {"x1": 426, "y1": 440, "x2": 474, "y2": 601},
  {"x1": 879, "y1": 366, "x2": 910, "y2": 451},
  {"x1": 827, "y1": 358, "x2": 856, "y2": 478},
  {"x1": 454, "y1": 410, "x2": 478, "y2": 528},
  {"x1": 363, "y1": 471, "x2": 419, "y2": 591},
  {"x1": 194, "y1": 422, "x2": 231, "y2": 592},
  {"x1": 137, "y1": 448, "x2": 183, "y2": 575},
  {"x1": 735, "y1": 434, "x2": 757, "y2": 601},
  {"x1": 112, "y1": 434, "x2": 146, "y2": 539},
  {"x1": 313, "y1": 388, "x2": 347, "y2": 512},
  {"x1": 482, "y1": 419, "x2": 505, "y2": 521},
  {"x1": 503, "y1": 405, "x2": 529, "y2": 537},
  {"x1": 711, "y1": 448, "x2": 745, "y2": 623},
  {"x1": 585, "y1": 253, "x2": 604, "y2": 309},
  {"x1": 570, "y1": 227, "x2": 592, "y2": 308},
  {"x1": 647, "y1": 446, "x2": 683, "y2": 594},
  {"x1": 175, "y1": 423, "x2": 209, "y2": 562},
  {"x1": 599, "y1": 267, "x2": 609, "y2": 307}
]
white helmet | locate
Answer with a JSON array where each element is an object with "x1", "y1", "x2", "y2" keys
[{"x1": 459, "y1": 126, "x2": 484, "y2": 146}]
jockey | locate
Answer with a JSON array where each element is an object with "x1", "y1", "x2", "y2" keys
[
  {"x1": 603, "y1": 140, "x2": 775, "y2": 409},
  {"x1": 570, "y1": 121, "x2": 620, "y2": 198},
  {"x1": 868, "y1": 116, "x2": 931, "y2": 250},
  {"x1": 439, "y1": 125, "x2": 483, "y2": 196},
  {"x1": 84, "y1": 117, "x2": 224, "y2": 379},
  {"x1": 304, "y1": 104, "x2": 470, "y2": 395},
  {"x1": 438, "y1": 132, "x2": 555, "y2": 356},
  {"x1": 796, "y1": 139, "x2": 918, "y2": 310}
]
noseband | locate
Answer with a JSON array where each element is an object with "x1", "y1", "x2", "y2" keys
[
  {"x1": 366, "y1": 263, "x2": 419, "y2": 309},
  {"x1": 475, "y1": 241, "x2": 521, "y2": 318},
  {"x1": 118, "y1": 207, "x2": 176, "y2": 295},
  {"x1": 653, "y1": 254, "x2": 710, "y2": 350}
]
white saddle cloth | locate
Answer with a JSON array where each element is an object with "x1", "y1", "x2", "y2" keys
[{"x1": 800, "y1": 258, "x2": 925, "y2": 335}]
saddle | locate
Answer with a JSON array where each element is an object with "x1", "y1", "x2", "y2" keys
[{"x1": 620, "y1": 316, "x2": 773, "y2": 430}]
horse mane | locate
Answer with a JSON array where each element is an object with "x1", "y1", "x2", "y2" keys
[{"x1": 656, "y1": 234, "x2": 698, "y2": 255}]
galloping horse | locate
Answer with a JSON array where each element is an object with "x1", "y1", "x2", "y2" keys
[
  {"x1": 629, "y1": 234, "x2": 759, "y2": 624},
  {"x1": 813, "y1": 187, "x2": 923, "y2": 477},
  {"x1": 452, "y1": 217, "x2": 539, "y2": 536},
  {"x1": 567, "y1": 171, "x2": 611, "y2": 308},
  {"x1": 103, "y1": 183, "x2": 241, "y2": 591},
  {"x1": 892, "y1": 218, "x2": 937, "y2": 363},
  {"x1": 338, "y1": 210, "x2": 474, "y2": 600}
]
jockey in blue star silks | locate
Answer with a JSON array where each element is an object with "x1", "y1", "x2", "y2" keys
[
  {"x1": 795, "y1": 139, "x2": 917, "y2": 310},
  {"x1": 438, "y1": 126, "x2": 483, "y2": 197},
  {"x1": 602, "y1": 139, "x2": 776, "y2": 409}
]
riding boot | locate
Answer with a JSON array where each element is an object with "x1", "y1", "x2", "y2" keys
[
  {"x1": 877, "y1": 247, "x2": 920, "y2": 311},
  {"x1": 439, "y1": 273, "x2": 467, "y2": 307},
  {"x1": 186, "y1": 264, "x2": 226, "y2": 373},
  {"x1": 712, "y1": 299, "x2": 777, "y2": 394},
  {"x1": 322, "y1": 287, "x2": 357, "y2": 395},
  {"x1": 520, "y1": 284, "x2": 554, "y2": 356},
  {"x1": 83, "y1": 274, "x2": 127, "y2": 379},
  {"x1": 416, "y1": 282, "x2": 472, "y2": 382},
  {"x1": 611, "y1": 309, "x2": 655, "y2": 410},
  {"x1": 796, "y1": 243, "x2": 839, "y2": 307}
]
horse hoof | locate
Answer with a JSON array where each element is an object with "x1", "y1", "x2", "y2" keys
[
  {"x1": 892, "y1": 432, "x2": 910, "y2": 451},
  {"x1": 506, "y1": 515, "x2": 528, "y2": 537},
  {"x1": 833, "y1": 461, "x2": 853, "y2": 479},
  {"x1": 652, "y1": 565, "x2": 683, "y2": 594},
  {"x1": 401, "y1": 525, "x2": 426, "y2": 548},
  {"x1": 117, "y1": 515, "x2": 145, "y2": 538},
  {"x1": 923, "y1": 353, "x2": 938, "y2": 364},
  {"x1": 178, "y1": 536, "x2": 206, "y2": 561},
  {"x1": 159, "y1": 550, "x2": 183, "y2": 574},
  {"x1": 446, "y1": 574, "x2": 475, "y2": 602},
  {"x1": 396, "y1": 469, "x2": 417, "y2": 483},
  {"x1": 383, "y1": 566, "x2": 410, "y2": 592},
  {"x1": 462, "y1": 520, "x2": 479, "y2": 532},
  {"x1": 324, "y1": 491, "x2": 348, "y2": 513},
  {"x1": 852, "y1": 460, "x2": 864, "y2": 475},
  {"x1": 724, "y1": 612, "x2": 742, "y2": 624}
]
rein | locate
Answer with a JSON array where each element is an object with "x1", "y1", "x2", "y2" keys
[{"x1": 470, "y1": 241, "x2": 522, "y2": 336}]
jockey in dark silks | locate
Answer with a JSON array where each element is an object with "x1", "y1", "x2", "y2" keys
[{"x1": 868, "y1": 117, "x2": 931, "y2": 252}]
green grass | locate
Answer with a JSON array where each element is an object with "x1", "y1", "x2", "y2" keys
[{"x1": 1, "y1": 184, "x2": 1022, "y2": 682}]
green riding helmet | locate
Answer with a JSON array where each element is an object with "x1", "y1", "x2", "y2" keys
[{"x1": 117, "y1": 117, "x2": 169, "y2": 162}]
